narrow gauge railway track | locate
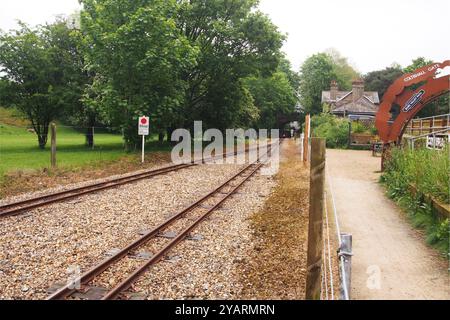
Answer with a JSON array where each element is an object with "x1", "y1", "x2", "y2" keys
[
  {"x1": 47, "y1": 142, "x2": 280, "y2": 300},
  {"x1": 0, "y1": 163, "x2": 194, "y2": 218},
  {"x1": 0, "y1": 144, "x2": 269, "y2": 218}
]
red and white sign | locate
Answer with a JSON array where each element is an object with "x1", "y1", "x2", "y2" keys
[{"x1": 138, "y1": 116, "x2": 149, "y2": 135}]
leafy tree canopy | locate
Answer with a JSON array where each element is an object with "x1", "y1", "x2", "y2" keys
[
  {"x1": 0, "y1": 20, "x2": 86, "y2": 148},
  {"x1": 81, "y1": 0, "x2": 199, "y2": 148},
  {"x1": 244, "y1": 70, "x2": 298, "y2": 130},
  {"x1": 298, "y1": 50, "x2": 359, "y2": 115},
  {"x1": 80, "y1": 0, "x2": 286, "y2": 146},
  {"x1": 363, "y1": 64, "x2": 403, "y2": 99},
  {"x1": 325, "y1": 48, "x2": 360, "y2": 90},
  {"x1": 403, "y1": 57, "x2": 433, "y2": 73}
]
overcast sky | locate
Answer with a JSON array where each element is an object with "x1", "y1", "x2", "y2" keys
[{"x1": 1, "y1": 0, "x2": 448, "y2": 74}]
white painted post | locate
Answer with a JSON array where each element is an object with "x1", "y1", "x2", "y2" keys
[
  {"x1": 141, "y1": 134, "x2": 145, "y2": 163},
  {"x1": 138, "y1": 116, "x2": 149, "y2": 164}
]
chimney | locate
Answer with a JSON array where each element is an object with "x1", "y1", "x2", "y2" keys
[
  {"x1": 330, "y1": 80, "x2": 338, "y2": 100},
  {"x1": 352, "y1": 79, "x2": 364, "y2": 102}
]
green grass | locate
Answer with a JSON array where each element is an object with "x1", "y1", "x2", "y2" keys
[
  {"x1": 0, "y1": 106, "x2": 173, "y2": 178},
  {"x1": 0, "y1": 123, "x2": 128, "y2": 177},
  {"x1": 380, "y1": 146, "x2": 449, "y2": 255}
]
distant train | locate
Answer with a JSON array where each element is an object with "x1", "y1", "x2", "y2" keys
[{"x1": 281, "y1": 129, "x2": 297, "y2": 138}]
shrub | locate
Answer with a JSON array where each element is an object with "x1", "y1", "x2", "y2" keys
[
  {"x1": 383, "y1": 146, "x2": 449, "y2": 203},
  {"x1": 310, "y1": 113, "x2": 349, "y2": 148},
  {"x1": 381, "y1": 146, "x2": 449, "y2": 255}
]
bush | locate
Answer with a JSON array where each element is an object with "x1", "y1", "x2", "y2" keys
[
  {"x1": 381, "y1": 146, "x2": 449, "y2": 255},
  {"x1": 350, "y1": 121, "x2": 378, "y2": 135},
  {"x1": 351, "y1": 121, "x2": 366, "y2": 134},
  {"x1": 310, "y1": 113, "x2": 349, "y2": 148},
  {"x1": 382, "y1": 146, "x2": 449, "y2": 203}
]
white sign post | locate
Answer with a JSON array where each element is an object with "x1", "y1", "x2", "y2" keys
[{"x1": 138, "y1": 116, "x2": 149, "y2": 163}]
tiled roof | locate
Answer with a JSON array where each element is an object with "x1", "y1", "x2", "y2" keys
[
  {"x1": 322, "y1": 90, "x2": 380, "y2": 104},
  {"x1": 321, "y1": 89, "x2": 380, "y2": 115},
  {"x1": 332, "y1": 97, "x2": 379, "y2": 114}
]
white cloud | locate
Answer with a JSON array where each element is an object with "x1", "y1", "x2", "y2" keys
[
  {"x1": 0, "y1": 0, "x2": 81, "y2": 31},
  {"x1": 259, "y1": 0, "x2": 450, "y2": 73},
  {"x1": 0, "y1": 0, "x2": 448, "y2": 74}
]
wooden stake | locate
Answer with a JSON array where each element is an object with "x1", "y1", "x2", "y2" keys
[
  {"x1": 305, "y1": 137, "x2": 326, "y2": 299},
  {"x1": 50, "y1": 122, "x2": 56, "y2": 168},
  {"x1": 303, "y1": 114, "x2": 310, "y2": 162}
]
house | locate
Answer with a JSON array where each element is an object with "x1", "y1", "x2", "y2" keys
[{"x1": 321, "y1": 80, "x2": 380, "y2": 118}]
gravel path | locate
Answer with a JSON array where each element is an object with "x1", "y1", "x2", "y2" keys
[
  {"x1": 0, "y1": 163, "x2": 248, "y2": 299},
  {"x1": 326, "y1": 149, "x2": 449, "y2": 300}
]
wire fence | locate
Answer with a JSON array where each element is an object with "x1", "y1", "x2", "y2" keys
[
  {"x1": 321, "y1": 190, "x2": 335, "y2": 300},
  {"x1": 0, "y1": 124, "x2": 130, "y2": 175},
  {"x1": 326, "y1": 170, "x2": 352, "y2": 300}
]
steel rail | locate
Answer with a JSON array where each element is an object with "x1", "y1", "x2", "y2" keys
[
  {"x1": 0, "y1": 163, "x2": 194, "y2": 218},
  {"x1": 47, "y1": 162, "x2": 257, "y2": 300},
  {"x1": 102, "y1": 162, "x2": 264, "y2": 300},
  {"x1": 48, "y1": 141, "x2": 279, "y2": 300},
  {"x1": 0, "y1": 144, "x2": 264, "y2": 218},
  {"x1": 103, "y1": 142, "x2": 280, "y2": 300}
]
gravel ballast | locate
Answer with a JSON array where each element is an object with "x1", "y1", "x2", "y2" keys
[
  {"x1": 0, "y1": 142, "x2": 308, "y2": 300},
  {"x1": 0, "y1": 163, "x2": 249, "y2": 299},
  {"x1": 129, "y1": 167, "x2": 276, "y2": 299}
]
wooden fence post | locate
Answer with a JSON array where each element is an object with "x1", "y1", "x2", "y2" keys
[
  {"x1": 305, "y1": 137, "x2": 326, "y2": 299},
  {"x1": 50, "y1": 122, "x2": 56, "y2": 168},
  {"x1": 303, "y1": 114, "x2": 310, "y2": 163}
]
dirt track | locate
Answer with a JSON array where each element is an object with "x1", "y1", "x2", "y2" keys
[{"x1": 326, "y1": 149, "x2": 449, "y2": 300}]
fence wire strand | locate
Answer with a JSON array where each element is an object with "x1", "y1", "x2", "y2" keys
[{"x1": 326, "y1": 170, "x2": 350, "y2": 300}]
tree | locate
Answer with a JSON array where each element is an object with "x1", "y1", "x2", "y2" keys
[
  {"x1": 364, "y1": 64, "x2": 404, "y2": 99},
  {"x1": 245, "y1": 70, "x2": 298, "y2": 129},
  {"x1": 177, "y1": 0, "x2": 285, "y2": 132},
  {"x1": 81, "y1": 0, "x2": 285, "y2": 146},
  {"x1": 299, "y1": 53, "x2": 338, "y2": 115},
  {"x1": 0, "y1": 79, "x2": 16, "y2": 105},
  {"x1": 278, "y1": 57, "x2": 301, "y2": 90},
  {"x1": 81, "y1": 0, "x2": 199, "y2": 149},
  {"x1": 299, "y1": 50, "x2": 366, "y2": 116},
  {"x1": 325, "y1": 48, "x2": 360, "y2": 90},
  {"x1": 0, "y1": 21, "x2": 86, "y2": 148},
  {"x1": 403, "y1": 57, "x2": 433, "y2": 73}
]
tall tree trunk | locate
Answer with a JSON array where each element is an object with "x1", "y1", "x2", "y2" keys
[
  {"x1": 86, "y1": 127, "x2": 94, "y2": 148},
  {"x1": 85, "y1": 114, "x2": 96, "y2": 148},
  {"x1": 158, "y1": 132, "x2": 164, "y2": 145},
  {"x1": 37, "y1": 124, "x2": 49, "y2": 149},
  {"x1": 166, "y1": 127, "x2": 176, "y2": 145}
]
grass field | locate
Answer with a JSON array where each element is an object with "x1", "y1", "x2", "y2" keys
[{"x1": 0, "y1": 108, "x2": 170, "y2": 178}]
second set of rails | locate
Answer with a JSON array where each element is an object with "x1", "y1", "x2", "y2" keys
[
  {"x1": 0, "y1": 143, "x2": 276, "y2": 218},
  {"x1": 0, "y1": 141, "x2": 280, "y2": 299},
  {"x1": 47, "y1": 141, "x2": 280, "y2": 300}
]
